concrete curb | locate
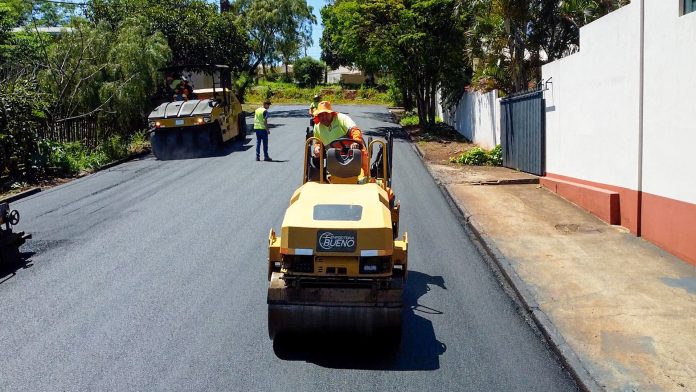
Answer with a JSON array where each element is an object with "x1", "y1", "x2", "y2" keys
[
  {"x1": 468, "y1": 178, "x2": 540, "y2": 185},
  {"x1": 0, "y1": 187, "x2": 42, "y2": 204},
  {"x1": 0, "y1": 149, "x2": 151, "y2": 204},
  {"x1": 411, "y1": 142, "x2": 603, "y2": 392}
]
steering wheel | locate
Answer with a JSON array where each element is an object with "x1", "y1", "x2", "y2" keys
[
  {"x1": 327, "y1": 137, "x2": 365, "y2": 154},
  {"x1": 8, "y1": 209, "x2": 20, "y2": 225}
]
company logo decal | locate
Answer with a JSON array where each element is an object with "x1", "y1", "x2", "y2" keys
[{"x1": 317, "y1": 230, "x2": 357, "y2": 252}]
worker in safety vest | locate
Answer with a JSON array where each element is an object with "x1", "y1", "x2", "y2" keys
[
  {"x1": 254, "y1": 100, "x2": 272, "y2": 161},
  {"x1": 308, "y1": 94, "x2": 320, "y2": 126},
  {"x1": 312, "y1": 101, "x2": 369, "y2": 175}
]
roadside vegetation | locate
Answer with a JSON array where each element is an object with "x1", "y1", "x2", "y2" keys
[
  {"x1": 44, "y1": 132, "x2": 150, "y2": 176},
  {"x1": 321, "y1": 0, "x2": 629, "y2": 127},
  {"x1": 0, "y1": 0, "x2": 631, "y2": 194},
  {"x1": 246, "y1": 81, "x2": 393, "y2": 105},
  {"x1": 0, "y1": 0, "x2": 317, "y2": 194},
  {"x1": 399, "y1": 113, "x2": 441, "y2": 127},
  {"x1": 450, "y1": 145, "x2": 502, "y2": 166}
]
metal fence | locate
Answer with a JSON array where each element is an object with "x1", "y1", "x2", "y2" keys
[
  {"x1": 500, "y1": 89, "x2": 545, "y2": 176},
  {"x1": 38, "y1": 117, "x2": 120, "y2": 148}
]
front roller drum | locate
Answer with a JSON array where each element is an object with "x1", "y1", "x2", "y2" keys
[{"x1": 268, "y1": 303, "x2": 402, "y2": 340}]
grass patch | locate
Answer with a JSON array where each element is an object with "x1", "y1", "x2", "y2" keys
[
  {"x1": 399, "y1": 112, "x2": 442, "y2": 127},
  {"x1": 245, "y1": 81, "x2": 394, "y2": 105}
]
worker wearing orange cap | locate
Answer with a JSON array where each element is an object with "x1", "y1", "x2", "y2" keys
[{"x1": 312, "y1": 101, "x2": 369, "y2": 175}]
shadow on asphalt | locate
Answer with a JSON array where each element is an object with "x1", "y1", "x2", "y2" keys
[
  {"x1": 363, "y1": 126, "x2": 410, "y2": 141},
  {"x1": 270, "y1": 109, "x2": 311, "y2": 119},
  {"x1": 0, "y1": 251, "x2": 35, "y2": 285},
  {"x1": 356, "y1": 111, "x2": 396, "y2": 125},
  {"x1": 272, "y1": 270, "x2": 447, "y2": 371}
]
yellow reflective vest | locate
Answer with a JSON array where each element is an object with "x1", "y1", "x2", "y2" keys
[{"x1": 254, "y1": 107, "x2": 268, "y2": 130}]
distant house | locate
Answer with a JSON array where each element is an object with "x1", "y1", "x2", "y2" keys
[
  {"x1": 326, "y1": 66, "x2": 367, "y2": 85},
  {"x1": 256, "y1": 64, "x2": 294, "y2": 77},
  {"x1": 11, "y1": 26, "x2": 73, "y2": 35}
]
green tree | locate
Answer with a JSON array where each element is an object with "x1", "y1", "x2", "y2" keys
[
  {"x1": 88, "y1": 0, "x2": 249, "y2": 70},
  {"x1": 463, "y1": 0, "x2": 630, "y2": 93},
  {"x1": 1, "y1": 0, "x2": 76, "y2": 27},
  {"x1": 293, "y1": 56, "x2": 324, "y2": 86},
  {"x1": 322, "y1": 0, "x2": 469, "y2": 127},
  {"x1": 0, "y1": 75, "x2": 49, "y2": 183},
  {"x1": 227, "y1": 0, "x2": 316, "y2": 99},
  {"x1": 229, "y1": 0, "x2": 315, "y2": 76},
  {"x1": 276, "y1": 0, "x2": 316, "y2": 77},
  {"x1": 39, "y1": 18, "x2": 171, "y2": 131}
]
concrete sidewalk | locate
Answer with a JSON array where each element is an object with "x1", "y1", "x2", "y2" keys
[{"x1": 418, "y1": 152, "x2": 696, "y2": 391}]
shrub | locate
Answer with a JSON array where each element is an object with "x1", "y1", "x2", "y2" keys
[
  {"x1": 400, "y1": 115, "x2": 419, "y2": 127},
  {"x1": 293, "y1": 57, "x2": 325, "y2": 87},
  {"x1": 487, "y1": 144, "x2": 502, "y2": 166},
  {"x1": 99, "y1": 135, "x2": 128, "y2": 161},
  {"x1": 450, "y1": 145, "x2": 503, "y2": 166},
  {"x1": 41, "y1": 133, "x2": 140, "y2": 177},
  {"x1": 127, "y1": 130, "x2": 150, "y2": 154}
]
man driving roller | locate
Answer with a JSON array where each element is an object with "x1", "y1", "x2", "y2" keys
[{"x1": 312, "y1": 101, "x2": 369, "y2": 175}]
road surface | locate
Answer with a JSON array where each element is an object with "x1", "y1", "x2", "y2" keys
[{"x1": 1, "y1": 105, "x2": 577, "y2": 391}]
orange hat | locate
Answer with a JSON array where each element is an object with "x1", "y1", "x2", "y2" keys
[{"x1": 313, "y1": 101, "x2": 336, "y2": 122}]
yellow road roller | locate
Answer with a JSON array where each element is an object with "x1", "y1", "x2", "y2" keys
[
  {"x1": 267, "y1": 131, "x2": 408, "y2": 342},
  {"x1": 147, "y1": 64, "x2": 245, "y2": 160}
]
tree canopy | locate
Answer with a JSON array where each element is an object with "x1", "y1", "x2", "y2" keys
[
  {"x1": 229, "y1": 0, "x2": 316, "y2": 73},
  {"x1": 321, "y1": 0, "x2": 630, "y2": 126},
  {"x1": 463, "y1": 0, "x2": 630, "y2": 93},
  {"x1": 322, "y1": 0, "x2": 470, "y2": 127},
  {"x1": 88, "y1": 0, "x2": 249, "y2": 70}
]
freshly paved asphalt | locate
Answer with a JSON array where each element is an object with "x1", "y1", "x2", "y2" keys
[{"x1": 2, "y1": 105, "x2": 577, "y2": 391}]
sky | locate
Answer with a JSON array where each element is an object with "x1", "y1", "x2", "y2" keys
[{"x1": 306, "y1": 0, "x2": 325, "y2": 60}]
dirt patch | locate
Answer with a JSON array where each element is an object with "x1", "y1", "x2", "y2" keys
[
  {"x1": 391, "y1": 114, "x2": 538, "y2": 185},
  {"x1": 404, "y1": 125, "x2": 475, "y2": 166}
]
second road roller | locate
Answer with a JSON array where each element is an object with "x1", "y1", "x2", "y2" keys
[
  {"x1": 267, "y1": 130, "x2": 408, "y2": 343},
  {"x1": 147, "y1": 64, "x2": 246, "y2": 160}
]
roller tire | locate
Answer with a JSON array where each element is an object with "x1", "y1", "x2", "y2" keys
[
  {"x1": 208, "y1": 123, "x2": 223, "y2": 150},
  {"x1": 150, "y1": 131, "x2": 172, "y2": 160},
  {"x1": 236, "y1": 115, "x2": 247, "y2": 142}
]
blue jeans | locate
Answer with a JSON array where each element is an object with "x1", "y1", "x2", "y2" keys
[{"x1": 255, "y1": 130, "x2": 269, "y2": 158}]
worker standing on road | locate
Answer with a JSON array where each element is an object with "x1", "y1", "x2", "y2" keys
[
  {"x1": 254, "y1": 100, "x2": 272, "y2": 162},
  {"x1": 308, "y1": 94, "x2": 321, "y2": 126},
  {"x1": 312, "y1": 101, "x2": 368, "y2": 175}
]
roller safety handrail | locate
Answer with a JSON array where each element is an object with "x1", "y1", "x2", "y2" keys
[
  {"x1": 304, "y1": 137, "x2": 325, "y2": 184},
  {"x1": 368, "y1": 139, "x2": 389, "y2": 190}
]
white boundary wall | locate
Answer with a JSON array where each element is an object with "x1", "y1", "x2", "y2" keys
[
  {"x1": 542, "y1": 0, "x2": 696, "y2": 205},
  {"x1": 441, "y1": 90, "x2": 501, "y2": 150},
  {"x1": 642, "y1": 2, "x2": 696, "y2": 204},
  {"x1": 542, "y1": 3, "x2": 642, "y2": 190}
]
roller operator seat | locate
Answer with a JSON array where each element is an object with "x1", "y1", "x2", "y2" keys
[{"x1": 326, "y1": 148, "x2": 363, "y2": 184}]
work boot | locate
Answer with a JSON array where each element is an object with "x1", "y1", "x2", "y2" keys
[{"x1": 264, "y1": 156, "x2": 272, "y2": 162}]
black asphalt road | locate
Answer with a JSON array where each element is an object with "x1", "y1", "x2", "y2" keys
[{"x1": 2, "y1": 105, "x2": 577, "y2": 391}]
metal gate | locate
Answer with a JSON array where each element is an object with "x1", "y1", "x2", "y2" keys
[{"x1": 500, "y1": 90, "x2": 545, "y2": 176}]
